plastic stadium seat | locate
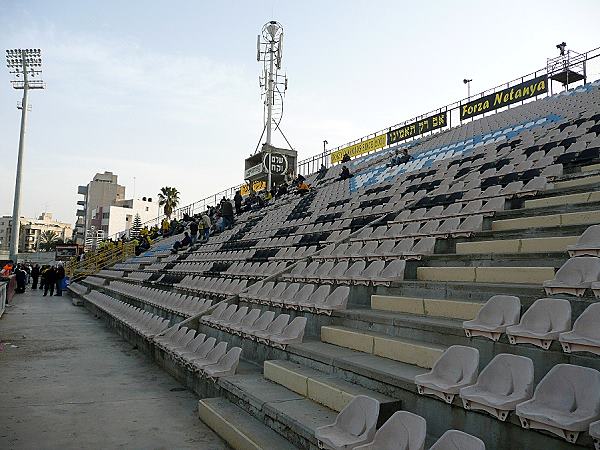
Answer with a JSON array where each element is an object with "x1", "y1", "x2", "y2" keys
[
  {"x1": 202, "y1": 347, "x2": 242, "y2": 379},
  {"x1": 216, "y1": 306, "x2": 248, "y2": 330},
  {"x1": 516, "y1": 364, "x2": 600, "y2": 443},
  {"x1": 208, "y1": 304, "x2": 237, "y2": 327},
  {"x1": 559, "y1": 303, "x2": 600, "y2": 355},
  {"x1": 241, "y1": 311, "x2": 275, "y2": 337},
  {"x1": 339, "y1": 260, "x2": 367, "y2": 285},
  {"x1": 299, "y1": 285, "x2": 331, "y2": 310},
  {"x1": 351, "y1": 260, "x2": 385, "y2": 285},
  {"x1": 319, "y1": 286, "x2": 351, "y2": 313},
  {"x1": 274, "y1": 283, "x2": 301, "y2": 308},
  {"x1": 543, "y1": 257, "x2": 600, "y2": 297},
  {"x1": 429, "y1": 430, "x2": 486, "y2": 450},
  {"x1": 254, "y1": 314, "x2": 290, "y2": 343},
  {"x1": 173, "y1": 333, "x2": 207, "y2": 361},
  {"x1": 288, "y1": 284, "x2": 316, "y2": 309},
  {"x1": 463, "y1": 295, "x2": 521, "y2": 341},
  {"x1": 268, "y1": 316, "x2": 308, "y2": 348},
  {"x1": 184, "y1": 337, "x2": 217, "y2": 367},
  {"x1": 414, "y1": 345, "x2": 479, "y2": 404},
  {"x1": 371, "y1": 259, "x2": 406, "y2": 286},
  {"x1": 590, "y1": 420, "x2": 600, "y2": 450},
  {"x1": 505, "y1": 298, "x2": 571, "y2": 349},
  {"x1": 191, "y1": 342, "x2": 228, "y2": 372},
  {"x1": 315, "y1": 395, "x2": 379, "y2": 450},
  {"x1": 229, "y1": 308, "x2": 261, "y2": 335},
  {"x1": 460, "y1": 354, "x2": 534, "y2": 421},
  {"x1": 404, "y1": 237, "x2": 436, "y2": 259},
  {"x1": 567, "y1": 225, "x2": 600, "y2": 257},
  {"x1": 354, "y1": 411, "x2": 426, "y2": 450}
]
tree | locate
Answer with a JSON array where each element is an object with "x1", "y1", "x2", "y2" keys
[
  {"x1": 130, "y1": 214, "x2": 142, "y2": 239},
  {"x1": 158, "y1": 186, "x2": 180, "y2": 219},
  {"x1": 39, "y1": 230, "x2": 59, "y2": 252}
]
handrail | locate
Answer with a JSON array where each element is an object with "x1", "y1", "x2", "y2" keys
[
  {"x1": 108, "y1": 44, "x2": 600, "y2": 240},
  {"x1": 66, "y1": 241, "x2": 136, "y2": 281}
]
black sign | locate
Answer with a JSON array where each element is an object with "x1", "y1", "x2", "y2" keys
[
  {"x1": 387, "y1": 112, "x2": 447, "y2": 146},
  {"x1": 460, "y1": 75, "x2": 548, "y2": 120}
]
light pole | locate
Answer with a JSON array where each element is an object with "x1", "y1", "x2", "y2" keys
[
  {"x1": 5, "y1": 49, "x2": 45, "y2": 263},
  {"x1": 463, "y1": 78, "x2": 472, "y2": 100},
  {"x1": 323, "y1": 140, "x2": 328, "y2": 167}
]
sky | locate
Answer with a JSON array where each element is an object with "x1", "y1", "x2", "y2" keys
[{"x1": 1, "y1": 0, "x2": 599, "y2": 226}]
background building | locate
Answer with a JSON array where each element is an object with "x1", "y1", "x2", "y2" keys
[
  {"x1": 90, "y1": 197, "x2": 158, "y2": 239},
  {"x1": 0, "y1": 212, "x2": 73, "y2": 253},
  {"x1": 75, "y1": 171, "x2": 125, "y2": 246}
]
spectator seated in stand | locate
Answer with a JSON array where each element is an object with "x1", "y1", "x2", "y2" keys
[
  {"x1": 297, "y1": 181, "x2": 311, "y2": 195},
  {"x1": 171, "y1": 232, "x2": 192, "y2": 253},
  {"x1": 338, "y1": 165, "x2": 354, "y2": 181},
  {"x1": 387, "y1": 150, "x2": 401, "y2": 167},
  {"x1": 341, "y1": 153, "x2": 351, "y2": 163},
  {"x1": 387, "y1": 148, "x2": 412, "y2": 167},
  {"x1": 276, "y1": 183, "x2": 288, "y2": 197}
]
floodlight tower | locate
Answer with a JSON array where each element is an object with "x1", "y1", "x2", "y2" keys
[
  {"x1": 257, "y1": 21, "x2": 288, "y2": 191},
  {"x1": 5, "y1": 48, "x2": 45, "y2": 262}
]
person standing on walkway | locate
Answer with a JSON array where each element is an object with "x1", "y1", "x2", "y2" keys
[
  {"x1": 189, "y1": 219, "x2": 199, "y2": 245},
  {"x1": 15, "y1": 265, "x2": 27, "y2": 293},
  {"x1": 31, "y1": 264, "x2": 40, "y2": 289},
  {"x1": 234, "y1": 190, "x2": 243, "y2": 215},
  {"x1": 55, "y1": 263, "x2": 65, "y2": 296},
  {"x1": 43, "y1": 266, "x2": 56, "y2": 297}
]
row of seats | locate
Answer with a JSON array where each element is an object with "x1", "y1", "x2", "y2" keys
[
  {"x1": 315, "y1": 238, "x2": 436, "y2": 261},
  {"x1": 97, "y1": 269, "x2": 124, "y2": 278},
  {"x1": 315, "y1": 395, "x2": 485, "y2": 450},
  {"x1": 200, "y1": 303, "x2": 307, "y2": 349},
  {"x1": 223, "y1": 261, "x2": 288, "y2": 278},
  {"x1": 107, "y1": 280, "x2": 213, "y2": 317},
  {"x1": 465, "y1": 293, "x2": 600, "y2": 354},
  {"x1": 414, "y1": 345, "x2": 600, "y2": 443},
  {"x1": 84, "y1": 291, "x2": 169, "y2": 339},
  {"x1": 240, "y1": 281, "x2": 350, "y2": 314},
  {"x1": 175, "y1": 276, "x2": 249, "y2": 298},
  {"x1": 282, "y1": 259, "x2": 406, "y2": 286},
  {"x1": 154, "y1": 326, "x2": 241, "y2": 379}
]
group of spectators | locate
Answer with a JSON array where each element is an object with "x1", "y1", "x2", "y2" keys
[{"x1": 1, "y1": 262, "x2": 66, "y2": 296}]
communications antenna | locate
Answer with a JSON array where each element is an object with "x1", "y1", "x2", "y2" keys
[
  {"x1": 5, "y1": 48, "x2": 45, "y2": 262},
  {"x1": 256, "y1": 21, "x2": 289, "y2": 190}
]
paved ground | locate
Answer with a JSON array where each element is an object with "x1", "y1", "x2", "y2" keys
[{"x1": 0, "y1": 288, "x2": 229, "y2": 450}]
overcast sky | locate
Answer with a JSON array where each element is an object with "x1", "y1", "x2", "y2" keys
[{"x1": 1, "y1": 0, "x2": 599, "y2": 225}]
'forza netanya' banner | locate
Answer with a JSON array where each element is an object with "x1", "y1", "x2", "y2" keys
[{"x1": 460, "y1": 75, "x2": 548, "y2": 120}]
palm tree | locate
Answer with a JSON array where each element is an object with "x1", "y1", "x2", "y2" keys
[
  {"x1": 39, "y1": 230, "x2": 59, "y2": 252},
  {"x1": 158, "y1": 186, "x2": 180, "y2": 219}
]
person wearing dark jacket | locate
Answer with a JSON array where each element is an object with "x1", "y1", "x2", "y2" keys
[
  {"x1": 31, "y1": 264, "x2": 40, "y2": 289},
  {"x1": 55, "y1": 264, "x2": 66, "y2": 296},
  {"x1": 220, "y1": 199, "x2": 234, "y2": 229},
  {"x1": 338, "y1": 165, "x2": 354, "y2": 181},
  {"x1": 15, "y1": 265, "x2": 27, "y2": 293},
  {"x1": 172, "y1": 232, "x2": 192, "y2": 253},
  {"x1": 189, "y1": 220, "x2": 199, "y2": 245},
  {"x1": 234, "y1": 191, "x2": 243, "y2": 215},
  {"x1": 43, "y1": 266, "x2": 56, "y2": 297},
  {"x1": 341, "y1": 153, "x2": 351, "y2": 163},
  {"x1": 398, "y1": 148, "x2": 412, "y2": 165}
]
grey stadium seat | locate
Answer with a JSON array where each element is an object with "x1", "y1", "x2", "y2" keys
[
  {"x1": 268, "y1": 316, "x2": 307, "y2": 348},
  {"x1": 463, "y1": 295, "x2": 521, "y2": 341},
  {"x1": 516, "y1": 364, "x2": 600, "y2": 443},
  {"x1": 543, "y1": 257, "x2": 600, "y2": 297},
  {"x1": 354, "y1": 411, "x2": 426, "y2": 450},
  {"x1": 567, "y1": 225, "x2": 600, "y2": 257},
  {"x1": 202, "y1": 346, "x2": 242, "y2": 379},
  {"x1": 559, "y1": 302, "x2": 600, "y2": 355},
  {"x1": 414, "y1": 345, "x2": 479, "y2": 404},
  {"x1": 429, "y1": 430, "x2": 486, "y2": 450},
  {"x1": 315, "y1": 395, "x2": 379, "y2": 450},
  {"x1": 460, "y1": 354, "x2": 534, "y2": 421},
  {"x1": 505, "y1": 298, "x2": 571, "y2": 350}
]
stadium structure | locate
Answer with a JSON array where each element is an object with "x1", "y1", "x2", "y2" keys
[{"x1": 66, "y1": 32, "x2": 600, "y2": 450}]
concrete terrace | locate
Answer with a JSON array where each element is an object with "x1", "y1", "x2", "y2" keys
[{"x1": 0, "y1": 289, "x2": 229, "y2": 450}]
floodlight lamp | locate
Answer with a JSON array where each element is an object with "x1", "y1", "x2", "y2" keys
[
  {"x1": 556, "y1": 42, "x2": 567, "y2": 56},
  {"x1": 463, "y1": 78, "x2": 472, "y2": 84}
]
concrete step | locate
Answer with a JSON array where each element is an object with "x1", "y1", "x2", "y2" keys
[
  {"x1": 455, "y1": 236, "x2": 577, "y2": 255},
  {"x1": 198, "y1": 397, "x2": 299, "y2": 450},
  {"x1": 371, "y1": 294, "x2": 482, "y2": 320},
  {"x1": 492, "y1": 209, "x2": 600, "y2": 232},
  {"x1": 219, "y1": 373, "x2": 338, "y2": 449},
  {"x1": 320, "y1": 325, "x2": 445, "y2": 369},
  {"x1": 263, "y1": 360, "x2": 400, "y2": 413},
  {"x1": 416, "y1": 266, "x2": 554, "y2": 284},
  {"x1": 523, "y1": 190, "x2": 600, "y2": 209}
]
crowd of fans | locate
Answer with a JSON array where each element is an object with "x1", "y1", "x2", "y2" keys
[{"x1": 0, "y1": 262, "x2": 66, "y2": 296}]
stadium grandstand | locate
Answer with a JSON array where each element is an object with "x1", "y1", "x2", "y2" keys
[{"x1": 63, "y1": 39, "x2": 600, "y2": 450}]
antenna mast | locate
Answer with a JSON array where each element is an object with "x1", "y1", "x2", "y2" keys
[{"x1": 257, "y1": 21, "x2": 287, "y2": 190}]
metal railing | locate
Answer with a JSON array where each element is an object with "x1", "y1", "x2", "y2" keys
[
  {"x1": 107, "y1": 44, "x2": 600, "y2": 240},
  {"x1": 0, "y1": 282, "x2": 6, "y2": 318},
  {"x1": 66, "y1": 241, "x2": 136, "y2": 281}
]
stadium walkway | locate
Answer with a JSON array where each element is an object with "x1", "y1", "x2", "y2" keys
[{"x1": 0, "y1": 288, "x2": 229, "y2": 450}]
